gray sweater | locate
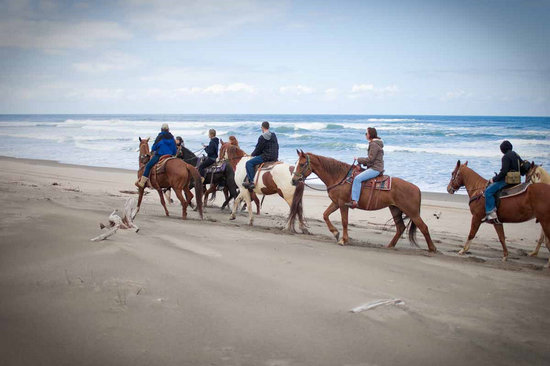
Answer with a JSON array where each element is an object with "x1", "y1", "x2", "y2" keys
[{"x1": 357, "y1": 138, "x2": 384, "y2": 172}]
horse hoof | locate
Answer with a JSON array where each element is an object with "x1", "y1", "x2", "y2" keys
[
  {"x1": 333, "y1": 232, "x2": 340, "y2": 241},
  {"x1": 458, "y1": 249, "x2": 466, "y2": 255},
  {"x1": 229, "y1": 216, "x2": 235, "y2": 221},
  {"x1": 528, "y1": 252, "x2": 538, "y2": 257},
  {"x1": 337, "y1": 239, "x2": 346, "y2": 246},
  {"x1": 502, "y1": 256, "x2": 508, "y2": 262},
  {"x1": 301, "y1": 228, "x2": 310, "y2": 235},
  {"x1": 248, "y1": 222, "x2": 253, "y2": 226}
]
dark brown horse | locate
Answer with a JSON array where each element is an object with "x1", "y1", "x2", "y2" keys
[
  {"x1": 447, "y1": 160, "x2": 550, "y2": 262},
  {"x1": 291, "y1": 151, "x2": 436, "y2": 251},
  {"x1": 136, "y1": 137, "x2": 203, "y2": 220}
]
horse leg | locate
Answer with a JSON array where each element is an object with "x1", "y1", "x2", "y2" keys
[
  {"x1": 493, "y1": 223, "x2": 508, "y2": 261},
  {"x1": 338, "y1": 206, "x2": 350, "y2": 246},
  {"x1": 528, "y1": 229, "x2": 545, "y2": 257},
  {"x1": 203, "y1": 185, "x2": 215, "y2": 208},
  {"x1": 136, "y1": 188, "x2": 145, "y2": 215},
  {"x1": 230, "y1": 193, "x2": 244, "y2": 220},
  {"x1": 409, "y1": 215, "x2": 437, "y2": 252},
  {"x1": 252, "y1": 193, "x2": 261, "y2": 215},
  {"x1": 174, "y1": 188, "x2": 188, "y2": 220},
  {"x1": 459, "y1": 215, "x2": 483, "y2": 255},
  {"x1": 387, "y1": 205, "x2": 406, "y2": 248},
  {"x1": 245, "y1": 191, "x2": 254, "y2": 226},
  {"x1": 157, "y1": 189, "x2": 169, "y2": 216},
  {"x1": 539, "y1": 220, "x2": 550, "y2": 268},
  {"x1": 323, "y1": 201, "x2": 340, "y2": 241},
  {"x1": 184, "y1": 187, "x2": 195, "y2": 210}
]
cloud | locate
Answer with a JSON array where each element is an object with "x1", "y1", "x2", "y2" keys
[
  {"x1": 441, "y1": 89, "x2": 472, "y2": 101},
  {"x1": 350, "y1": 83, "x2": 400, "y2": 97},
  {"x1": 279, "y1": 85, "x2": 315, "y2": 95},
  {"x1": 0, "y1": 20, "x2": 131, "y2": 49},
  {"x1": 123, "y1": 0, "x2": 288, "y2": 41},
  {"x1": 73, "y1": 52, "x2": 142, "y2": 73}
]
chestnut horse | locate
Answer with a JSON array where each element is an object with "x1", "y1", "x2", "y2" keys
[
  {"x1": 447, "y1": 160, "x2": 550, "y2": 263},
  {"x1": 291, "y1": 151, "x2": 436, "y2": 251},
  {"x1": 136, "y1": 137, "x2": 203, "y2": 220},
  {"x1": 525, "y1": 163, "x2": 550, "y2": 260}
]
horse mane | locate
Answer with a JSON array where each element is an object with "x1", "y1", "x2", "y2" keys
[{"x1": 310, "y1": 153, "x2": 352, "y2": 177}]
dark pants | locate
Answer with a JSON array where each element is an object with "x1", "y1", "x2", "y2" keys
[
  {"x1": 143, "y1": 154, "x2": 160, "y2": 177},
  {"x1": 198, "y1": 157, "x2": 215, "y2": 177},
  {"x1": 246, "y1": 155, "x2": 264, "y2": 183}
]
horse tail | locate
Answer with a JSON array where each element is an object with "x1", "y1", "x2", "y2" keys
[
  {"x1": 408, "y1": 219, "x2": 419, "y2": 248},
  {"x1": 288, "y1": 181, "x2": 305, "y2": 232},
  {"x1": 188, "y1": 165, "x2": 204, "y2": 219}
]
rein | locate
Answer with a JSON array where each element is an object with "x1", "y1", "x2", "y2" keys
[{"x1": 326, "y1": 159, "x2": 357, "y2": 192}]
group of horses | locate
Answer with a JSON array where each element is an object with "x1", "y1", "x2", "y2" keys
[{"x1": 135, "y1": 137, "x2": 550, "y2": 267}]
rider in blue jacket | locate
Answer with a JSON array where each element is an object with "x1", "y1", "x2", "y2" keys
[{"x1": 135, "y1": 123, "x2": 177, "y2": 188}]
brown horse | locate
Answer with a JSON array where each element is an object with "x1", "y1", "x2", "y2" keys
[
  {"x1": 136, "y1": 137, "x2": 203, "y2": 220},
  {"x1": 447, "y1": 160, "x2": 550, "y2": 263},
  {"x1": 291, "y1": 151, "x2": 436, "y2": 251}
]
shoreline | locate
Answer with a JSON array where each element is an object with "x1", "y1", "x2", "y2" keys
[{"x1": 0, "y1": 155, "x2": 468, "y2": 202}]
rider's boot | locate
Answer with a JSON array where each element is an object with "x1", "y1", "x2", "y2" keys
[
  {"x1": 345, "y1": 200, "x2": 358, "y2": 209},
  {"x1": 135, "y1": 176, "x2": 148, "y2": 189},
  {"x1": 482, "y1": 209, "x2": 498, "y2": 223}
]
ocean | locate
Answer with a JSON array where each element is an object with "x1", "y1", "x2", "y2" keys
[{"x1": 0, "y1": 114, "x2": 548, "y2": 193}]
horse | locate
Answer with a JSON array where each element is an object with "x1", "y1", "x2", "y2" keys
[
  {"x1": 201, "y1": 158, "x2": 239, "y2": 210},
  {"x1": 525, "y1": 163, "x2": 550, "y2": 259},
  {"x1": 226, "y1": 146, "x2": 307, "y2": 233},
  {"x1": 220, "y1": 143, "x2": 261, "y2": 214},
  {"x1": 291, "y1": 150, "x2": 436, "y2": 251},
  {"x1": 136, "y1": 137, "x2": 203, "y2": 220},
  {"x1": 447, "y1": 160, "x2": 550, "y2": 263}
]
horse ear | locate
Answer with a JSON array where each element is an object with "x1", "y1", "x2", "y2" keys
[
  {"x1": 464, "y1": 161, "x2": 468, "y2": 166},
  {"x1": 456, "y1": 160, "x2": 461, "y2": 167},
  {"x1": 139, "y1": 137, "x2": 142, "y2": 142},
  {"x1": 296, "y1": 149, "x2": 301, "y2": 156},
  {"x1": 300, "y1": 149, "x2": 305, "y2": 155}
]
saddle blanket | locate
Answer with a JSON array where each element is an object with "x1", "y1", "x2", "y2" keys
[{"x1": 496, "y1": 182, "x2": 531, "y2": 200}]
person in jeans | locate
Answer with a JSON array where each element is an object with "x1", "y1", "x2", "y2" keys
[
  {"x1": 483, "y1": 140, "x2": 522, "y2": 222},
  {"x1": 243, "y1": 121, "x2": 279, "y2": 190},
  {"x1": 198, "y1": 129, "x2": 219, "y2": 179},
  {"x1": 135, "y1": 123, "x2": 177, "y2": 188},
  {"x1": 346, "y1": 127, "x2": 384, "y2": 209}
]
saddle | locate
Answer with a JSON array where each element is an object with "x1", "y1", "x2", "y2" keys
[
  {"x1": 204, "y1": 161, "x2": 227, "y2": 175},
  {"x1": 254, "y1": 161, "x2": 283, "y2": 186},
  {"x1": 495, "y1": 182, "x2": 531, "y2": 207},
  {"x1": 155, "y1": 155, "x2": 176, "y2": 175},
  {"x1": 346, "y1": 166, "x2": 392, "y2": 191}
]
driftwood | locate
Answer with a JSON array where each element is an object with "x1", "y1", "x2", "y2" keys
[{"x1": 91, "y1": 198, "x2": 139, "y2": 242}]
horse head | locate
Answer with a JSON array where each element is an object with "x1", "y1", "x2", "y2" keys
[
  {"x1": 292, "y1": 149, "x2": 312, "y2": 186},
  {"x1": 138, "y1": 137, "x2": 151, "y2": 166},
  {"x1": 447, "y1": 160, "x2": 468, "y2": 194}
]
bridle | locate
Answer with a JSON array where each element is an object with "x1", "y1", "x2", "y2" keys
[
  {"x1": 448, "y1": 168, "x2": 462, "y2": 194},
  {"x1": 293, "y1": 154, "x2": 312, "y2": 182}
]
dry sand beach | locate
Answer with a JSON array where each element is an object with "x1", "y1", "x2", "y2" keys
[{"x1": 1, "y1": 156, "x2": 549, "y2": 366}]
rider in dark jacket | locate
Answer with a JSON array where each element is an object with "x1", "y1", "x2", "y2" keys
[
  {"x1": 483, "y1": 140, "x2": 522, "y2": 222},
  {"x1": 243, "y1": 121, "x2": 279, "y2": 189},
  {"x1": 135, "y1": 123, "x2": 177, "y2": 188},
  {"x1": 198, "y1": 129, "x2": 219, "y2": 178}
]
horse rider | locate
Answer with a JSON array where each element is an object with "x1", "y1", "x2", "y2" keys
[
  {"x1": 135, "y1": 123, "x2": 177, "y2": 188},
  {"x1": 346, "y1": 127, "x2": 384, "y2": 209},
  {"x1": 243, "y1": 121, "x2": 279, "y2": 190},
  {"x1": 198, "y1": 129, "x2": 219, "y2": 180},
  {"x1": 483, "y1": 140, "x2": 523, "y2": 222}
]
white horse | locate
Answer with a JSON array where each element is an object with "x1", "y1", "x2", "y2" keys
[{"x1": 225, "y1": 146, "x2": 306, "y2": 232}]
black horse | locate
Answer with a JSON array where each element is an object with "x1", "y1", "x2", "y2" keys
[{"x1": 201, "y1": 159, "x2": 239, "y2": 210}]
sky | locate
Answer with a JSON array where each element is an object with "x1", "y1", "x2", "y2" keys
[{"x1": 0, "y1": 0, "x2": 549, "y2": 115}]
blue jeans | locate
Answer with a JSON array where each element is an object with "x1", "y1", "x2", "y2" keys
[
  {"x1": 484, "y1": 180, "x2": 507, "y2": 213},
  {"x1": 351, "y1": 168, "x2": 380, "y2": 202},
  {"x1": 143, "y1": 154, "x2": 160, "y2": 178},
  {"x1": 198, "y1": 157, "x2": 215, "y2": 177},
  {"x1": 246, "y1": 155, "x2": 264, "y2": 183}
]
